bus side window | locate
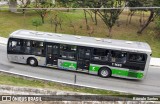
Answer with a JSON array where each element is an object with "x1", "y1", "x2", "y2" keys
[
  {"x1": 78, "y1": 49, "x2": 84, "y2": 60},
  {"x1": 31, "y1": 41, "x2": 44, "y2": 56},
  {"x1": 85, "y1": 49, "x2": 90, "y2": 60},
  {"x1": 52, "y1": 45, "x2": 58, "y2": 54},
  {"x1": 111, "y1": 51, "x2": 127, "y2": 64},
  {"x1": 60, "y1": 44, "x2": 76, "y2": 60},
  {"x1": 93, "y1": 48, "x2": 109, "y2": 61},
  {"x1": 23, "y1": 40, "x2": 31, "y2": 54},
  {"x1": 129, "y1": 53, "x2": 146, "y2": 62}
]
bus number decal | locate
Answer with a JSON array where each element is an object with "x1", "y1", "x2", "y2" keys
[{"x1": 112, "y1": 63, "x2": 122, "y2": 67}]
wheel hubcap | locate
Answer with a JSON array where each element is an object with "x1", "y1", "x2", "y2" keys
[
  {"x1": 101, "y1": 70, "x2": 108, "y2": 77},
  {"x1": 30, "y1": 59, "x2": 35, "y2": 65}
]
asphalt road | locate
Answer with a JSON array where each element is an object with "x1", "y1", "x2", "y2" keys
[{"x1": 0, "y1": 44, "x2": 160, "y2": 95}]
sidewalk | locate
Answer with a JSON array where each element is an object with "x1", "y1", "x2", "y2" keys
[
  {"x1": 0, "y1": 37, "x2": 8, "y2": 45},
  {"x1": 150, "y1": 58, "x2": 160, "y2": 67},
  {"x1": 0, "y1": 37, "x2": 160, "y2": 67}
]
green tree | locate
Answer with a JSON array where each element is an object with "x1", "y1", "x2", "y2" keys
[
  {"x1": 50, "y1": 14, "x2": 63, "y2": 33},
  {"x1": 126, "y1": 0, "x2": 143, "y2": 25},
  {"x1": 136, "y1": 0, "x2": 160, "y2": 34},
  {"x1": 57, "y1": 0, "x2": 126, "y2": 37},
  {"x1": 18, "y1": 0, "x2": 31, "y2": 14},
  {"x1": 126, "y1": 0, "x2": 160, "y2": 34},
  {"x1": 34, "y1": 0, "x2": 55, "y2": 23},
  {"x1": 90, "y1": 0, "x2": 126, "y2": 37},
  {"x1": 57, "y1": 0, "x2": 77, "y2": 12},
  {"x1": 155, "y1": 17, "x2": 160, "y2": 37},
  {"x1": 32, "y1": 18, "x2": 42, "y2": 30}
]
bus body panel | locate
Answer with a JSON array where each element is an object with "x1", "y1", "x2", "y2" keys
[
  {"x1": 58, "y1": 59, "x2": 77, "y2": 70},
  {"x1": 7, "y1": 54, "x2": 46, "y2": 66}
]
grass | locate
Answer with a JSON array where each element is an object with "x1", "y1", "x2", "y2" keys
[{"x1": 0, "y1": 73, "x2": 125, "y2": 95}]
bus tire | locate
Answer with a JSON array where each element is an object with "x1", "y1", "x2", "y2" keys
[
  {"x1": 98, "y1": 67, "x2": 111, "y2": 78},
  {"x1": 27, "y1": 58, "x2": 38, "y2": 66}
]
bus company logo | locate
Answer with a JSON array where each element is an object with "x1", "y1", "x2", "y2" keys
[
  {"x1": 2, "y1": 96, "x2": 11, "y2": 101},
  {"x1": 92, "y1": 67, "x2": 96, "y2": 71}
]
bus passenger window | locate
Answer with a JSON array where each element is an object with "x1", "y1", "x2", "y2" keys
[
  {"x1": 111, "y1": 51, "x2": 127, "y2": 63},
  {"x1": 24, "y1": 40, "x2": 31, "y2": 54},
  {"x1": 60, "y1": 44, "x2": 76, "y2": 60},
  {"x1": 93, "y1": 48, "x2": 109, "y2": 61},
  {"x1": 129, "y1": 54, "x2": 146, "y2": 62},
  {"x1": 31, "y1": 41, "x2": 44, "y2": 56},
  {"x1": 36, "y1": 42, "x2": 44, "y2": 55},
  {"x1": 52, "y1": 45, "x2": 58, "y2": 54},
  {"x1": 137, "y1": 55, "x2": 143, "y2": 61},
  {"x1": 85, "y1": 49, "x2": 90, "y2": 59},
  {"x1": 78, "y1": 49, "x2": 84, "y2": 59},
  {"x1": 129, "y1": 54, "x2": 136, "y2": 61}
]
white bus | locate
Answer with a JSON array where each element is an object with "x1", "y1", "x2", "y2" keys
[{"x1": 7, "y1": 29, "x2": 152, "y2": 79}]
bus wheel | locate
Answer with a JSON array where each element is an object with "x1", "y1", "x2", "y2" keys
[
  {"x1": 28, "y1": 58, "x2": 38, "y2": 66},
  {"x1": 98, "y1": 67, "x2": 111, "y2": 78}
]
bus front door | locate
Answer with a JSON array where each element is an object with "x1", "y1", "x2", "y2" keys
[
  {"x1": 46, "y1": 43, "x2": 59, "y2": 66},
  {"x1": 77, "y1": 47, "x2": 91, "y2": 71}
]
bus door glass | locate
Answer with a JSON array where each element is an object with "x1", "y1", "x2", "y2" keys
[
  {"x1": 46, "y1": 43, "x2": 59, "y2": 66},
  {"x1": 77, "y1": 47, "x2": 91, "y2": 70}
]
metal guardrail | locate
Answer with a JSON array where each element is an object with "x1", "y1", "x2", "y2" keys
[{"x1": 0, "y1": 7, "x2": 160, "y2": 10}]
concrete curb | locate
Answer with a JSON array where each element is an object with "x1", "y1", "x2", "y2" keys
[
  {"x1": 0, "y1": 84, "x2": 86, "y2": 95},
  {"x1": 0, "y1": 37, "x2": 160, "y2": 67},
  {"x1": 0, "y1": 37, "x2": 8, "y2": 45},
  {"x1": 150, "y1": 58, "x2": 160, "y2": 67}
]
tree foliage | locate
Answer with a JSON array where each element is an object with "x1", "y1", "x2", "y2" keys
[
  {"x1": 18, "y1": 0, "x2": 31, "y2": 14},
  {"x1": 32, "y1": 18, "x2": 42, "y2": 30},
  {"x1": 88, "y1": 0, "x2": 126, "y2": 37},
  {"x1": 33, "y1": 0, "x2": 55, "y2": 23},
  {"x1": 50, "y1": 14, "x2": 63, "y2": 33},
  {"x1": 60, "y1": 0, "x2": 126, "y2": 37},
  {"x1": 127, "y1": 0, "x2": 160, "y2": 34},
  {"x1": 57, "y1": 0, "x2": 160, "y2": 35}
]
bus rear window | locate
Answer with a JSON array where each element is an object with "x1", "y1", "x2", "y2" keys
[{"x1": 129, "y1": 53, "x2": 146, "y2": 62}]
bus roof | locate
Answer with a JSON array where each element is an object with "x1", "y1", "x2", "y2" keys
[{"x1": 9, "y1": 29, "x2": 152, "y2": 53}]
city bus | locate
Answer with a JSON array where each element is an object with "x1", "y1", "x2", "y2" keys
[{"x1": 7, "y1": 29, "x2": 152, "y2": 79}]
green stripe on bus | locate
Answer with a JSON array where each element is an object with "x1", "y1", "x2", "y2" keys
[
  {"x1": 89, "y1": 66, "x2": 100, "y2": 72},
  {"x1": 137, "y1": 72, "x2": 144, "y2": 79},
  {"x1": 89, "y1": 65, "x2": 143, "y2": 79},
  {"x1": 61, "y1": 62, "x2": 77, "y2": 70},
  {"x1": 61, "y1": 63, "x2": 144, "y2": 79},
  {"x1": 111, "y1": 68, "x2": 144, "y2": 79},
  {"x1": 111, "y1": 69, "x2": 128, "y2": 76}
]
